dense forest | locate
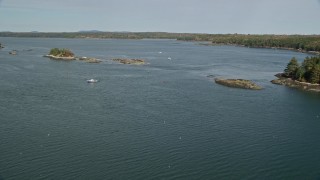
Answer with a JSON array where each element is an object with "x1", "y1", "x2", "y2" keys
[
  {"x1": 0, "y1": 32, "x2": 320, "y2": 53},
  {"x1": 177, "y1": 34, "x2": 320, "y2": 52},
  {"x1": 284, "y1": 56, "x2": 320, "y2": 84}
]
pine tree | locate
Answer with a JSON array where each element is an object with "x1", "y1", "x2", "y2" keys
[
  {"x1": 295, "y1": 66, "x2": 306, "y2": 81},
  {"x1": 302, "y1": 56, "x2": 320, "y2": 82},
  {"x1": 284, "y1": 57, "x2": 299, "y2": 78},
  {"x1": 310, "y1": 64, "x2": 320, "y2": 84}
]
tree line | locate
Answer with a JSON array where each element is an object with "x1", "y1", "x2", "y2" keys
[
  {"x1": 1, "y1": 32, "x2": 320, "y2": 52},
  {"x1": 284, "y1": 56, "x2": 320, "y2": 84},
  {"x1": 178, "y1": 34, "x2": 320, "y2": 52}
]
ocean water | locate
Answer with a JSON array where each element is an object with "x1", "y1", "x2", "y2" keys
[{"x1": 0, "y1": 37, "x2": 320, "y2": 179}]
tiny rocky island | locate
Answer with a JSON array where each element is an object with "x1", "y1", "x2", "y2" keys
[
  {"x1": 271, "y1": 56, "x2": 320, "y2": 93},
  {"x1": 214, "y1": 78, "x2": 262, "y2": 90},
  {"x1": 44, "y1": 48, "x2": 101, "y2": 63},
  {"x1": 112, "y1": 58, "x2": 145, "y2": 65}
]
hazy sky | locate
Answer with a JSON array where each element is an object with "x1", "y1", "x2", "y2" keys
[{"x1": 1, "y1": 0, "x2": 320, "y2": 34}]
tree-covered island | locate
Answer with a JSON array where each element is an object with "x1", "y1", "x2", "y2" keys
[
  {"x1": 44, "y1": 48, "x2": 75, "y2": 60},
  {"x1": 44, "y1": 48, "x2": 102, "y2": 63},
  {"x1": 271, "y1": 56, "x2": 320, "y2": 92}
]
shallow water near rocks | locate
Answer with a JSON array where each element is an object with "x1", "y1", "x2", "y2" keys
[{"x1": 1, "y1": 37, "x2": 320, "y2": 179}]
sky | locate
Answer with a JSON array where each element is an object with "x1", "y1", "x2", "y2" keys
[{"x1": 0, "y1": 0, "x2": 320, "y2": 34}]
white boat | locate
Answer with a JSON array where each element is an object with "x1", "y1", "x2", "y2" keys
[
  {"x1": 168, "y1": 57, "x2": 172, "y2": 60},
  {"x1": 87, "y1": 79, "x2": 98, "y2": 83}
]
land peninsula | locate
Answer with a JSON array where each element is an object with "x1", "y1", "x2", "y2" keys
[{"x1": 271, "y1": 56, "x2": 320, "y2": 93}]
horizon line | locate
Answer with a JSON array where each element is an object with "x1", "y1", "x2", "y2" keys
[{"x1": 0, "y1": 31, "x2": 319, "y2": 36}]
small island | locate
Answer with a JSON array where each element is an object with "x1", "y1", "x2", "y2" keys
[
  {"x1": 271, "y1": 56, "x2": 320, "y2": 92},
  {"x1": 112, "y1": 58, "x2": 145, "y2": 65},
  {"x1": 0, "y1": 43, "x2": 4, "y2": 49},
  {"x1": 44, "y1": 48, "x2": 102, "y2": 63},
  {"x1": 44, "y1": 48, "x2": 76, "y2": 60},
  {"x1": 214, "y1": 78, "x2": 262, "y2": 90}
]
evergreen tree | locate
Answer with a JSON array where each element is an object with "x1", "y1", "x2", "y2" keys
[
  {"x1": 302, "y1": 56, "x2": 320, "y2": 82},
  {"x1": 310, "y1": 64, "x2": 320, "y2": 84},
  {"x1": 302, "y1": 56, "x2": 318, "y2": 71},
  {"x1": 284, "y1": 57, "x2": 299, "y2": 78},
  {"x1": 295, "y1": 66, "x2": 306, "y2": 81}
]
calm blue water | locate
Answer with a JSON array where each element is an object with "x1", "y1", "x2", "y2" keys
[{"x1": 1, "y1": 38, "x2": 320, "y2": 179}]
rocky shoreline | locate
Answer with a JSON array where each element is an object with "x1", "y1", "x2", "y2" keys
[
  {"x1": 44, "y1": 54, "x2": 76, "y2": 60},
  {"x1": 214, "y1": 78, "x2": 262, "y2": 90},
  {"x1": 271, "y1": 74, "x2": 320, "y2": 93},
  {"x1": 44, "y1": 55, "x2": 102, "y2": 63}
]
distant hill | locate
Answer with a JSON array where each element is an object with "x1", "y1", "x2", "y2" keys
[{"x1": 78, "y1": 30, "x2": 104, "y2": 33}]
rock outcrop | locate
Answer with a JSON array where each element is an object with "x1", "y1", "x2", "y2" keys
[
  {"x1": 214, "y1": 78, "x2": 262, "y2": 90},
  {"x1": 78, "y1": 57, "x2": 102, "y2": 63},
  {"x1": 112, "y1": 58, "x2": 145, "y2": 65}
]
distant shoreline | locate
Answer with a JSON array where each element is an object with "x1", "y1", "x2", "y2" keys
[
  {"x1": 1, "y1": 32, "x2": 319, "y2": 55},
  {"x1": 201, "y1": 43, "x2": 320, "y2": 55}
]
